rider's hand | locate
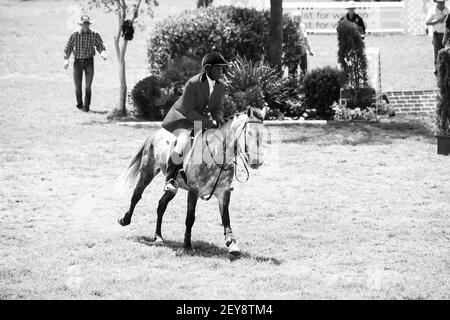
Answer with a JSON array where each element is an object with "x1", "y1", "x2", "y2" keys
[
  {"x1": 309, "y1": 50, "x2": 314, "y2": 56},
  {"x1": 101, "y1": 51, "x2": 107, "y2": 61},
  {"x1": 204, "y1": 119, "x2": 215, "y2": 129},
  {"x1": 64, "y1": 59, "x2": 69, "y2": 70},
  {"x1": 217, "y1": 119, "x2": 225, "y2": 128}
]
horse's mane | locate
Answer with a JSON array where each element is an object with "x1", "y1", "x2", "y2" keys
[{"x1": 224, "y1": 107, "x2": 264, "y2": 126}]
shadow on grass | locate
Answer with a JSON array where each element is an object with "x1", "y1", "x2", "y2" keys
[
  {"x1": 132, "y1": 236, "x2": 282, "y2": 265},
  {"x1": 89, "y1": 110, "x2": 109, "y2": 115},
  {"x1": 280, "y1": 118, "x2": 435, "y2": 146}
]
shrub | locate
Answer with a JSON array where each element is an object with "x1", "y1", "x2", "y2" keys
[
  {"x1": 264, "y1": 76, "x2": 305, "y2": 118},
  {"x1": 435, "y1": 48, "x2": 450, "y2": 135},
  {"x1": 283, "y1": 17, "x2": 304, "y2": 77},
  {"x1": 337, "y1": 20, "x2": 368, "y2": 89},
  {"x1": 159, "y1": 56, "x2": 202, "y2": 95},
  {"x1": 147, "y1": 6, "x2": 300, "y2": 75},
  {"x1": 130, "y1": 76, "x2": 163, "y2": 120},
  {"x1": 225, "y1": 55, "x2": 305, "y2": 118},
  {"x1": 303, "y1": 67, "x2": 345, "y2": 120},
  {"x1": 225, "y1": 56, "x2": 273, "y2": 114}
]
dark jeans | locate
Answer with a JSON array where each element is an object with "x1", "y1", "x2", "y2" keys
[
  {"x1": 73, "y1": 58, "x2": 94, "y2": 110},
  {"x1": 433, "y1": 32, "x2": 444, "y2": 71},
  {"x1": 300, "y1": 53, "x2": 308, "y2": 75}
]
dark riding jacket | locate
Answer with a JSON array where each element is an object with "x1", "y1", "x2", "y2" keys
[{"x1": 162, "y1": 72, "x2": 226, "y2": 133}]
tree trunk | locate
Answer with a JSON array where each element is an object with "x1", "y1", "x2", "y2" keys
[
  {"x1": 269, "y1": 0, "x2": 283, "y2": 73},
  {"x1": 113, "y1": 0, "x2": 142, "y2": 117},
  {"x1": 118, "y1": 45, "x2": 127, "y2": 115}
]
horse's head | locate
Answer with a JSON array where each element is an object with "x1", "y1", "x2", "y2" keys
[{"x1": 233, "y1": 106, "x2": 266, "y2": 169}]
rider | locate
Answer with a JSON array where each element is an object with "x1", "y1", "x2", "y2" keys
[{"x1": 161, "y1": 52, "x2": 228, "y2": 193}]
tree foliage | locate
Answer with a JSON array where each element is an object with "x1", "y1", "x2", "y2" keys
[
  {"x1": 337, "y1": 20, "x2": 368, "y2": 89},
  {"x1": 147, "y1": 6, "x2": 302, "y2": 76}
]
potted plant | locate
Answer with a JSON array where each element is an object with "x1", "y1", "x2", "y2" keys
[
  {"x1": 337, "y1": 20, "x2": 375, "y2": 110},
  {"x1": 435, "y1": 48, "x2": 450, "y2": 155}
]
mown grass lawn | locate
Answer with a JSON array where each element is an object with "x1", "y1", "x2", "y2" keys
[{"x1": 0, "y1": 0, "x2": 449, "y2": 299}]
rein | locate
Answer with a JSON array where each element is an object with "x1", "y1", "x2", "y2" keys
[{"x1": 201, "y1": 117, "x2": 263, "y2": 201}]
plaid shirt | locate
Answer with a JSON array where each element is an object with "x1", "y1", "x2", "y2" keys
[{"x1": 64, "y1": 28, "x2": 106, "y2": 60}]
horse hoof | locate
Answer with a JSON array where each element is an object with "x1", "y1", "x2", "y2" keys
[
  {"x1": 154, "y1": 235, "x2": 164, "y2": 244},
  {"x1": 118, "y1": 217, "x2": 130, "y2": 226},
  {"x1": 228, "y1": 242, "x2": 241, "y2": 257}
]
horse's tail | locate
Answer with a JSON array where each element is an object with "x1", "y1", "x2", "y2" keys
[
  {"x1": 115, "y1": 143, "x2": 145, "y2": 194},
  {"x1": 125, "y1": 143, "x2": 145, "y2": 188}
]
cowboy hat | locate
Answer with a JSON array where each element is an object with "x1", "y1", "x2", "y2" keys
[
  {"x1": 345, "y1": 1, "x2": 358, "y2": 9},
  {"x1": 78, "y1": 15, "x2": 93, "y2": 25},
  {"x1": 201, "y1": 52, "x2": 228, "y2": 69}
]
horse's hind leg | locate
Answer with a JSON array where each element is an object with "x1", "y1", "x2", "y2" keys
[
  {"x1": 154, "y1": 190, "x2": 176, "y2": 242},
  {"x1": 118, "y1": 170, "x2": 155, "y2": 226}
]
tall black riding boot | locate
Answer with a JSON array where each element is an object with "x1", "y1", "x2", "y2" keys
[{"x1": 164, "y1": 155, "x2": 182, "y2": 192}]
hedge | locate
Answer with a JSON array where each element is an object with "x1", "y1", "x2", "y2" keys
[{"x1": 147, "y1": 6, "x2": 302, "y2": 75}]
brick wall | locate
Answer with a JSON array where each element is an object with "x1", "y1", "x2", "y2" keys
[{"x1": 385, "y1": 90, "x2": 437, "y2": 116}]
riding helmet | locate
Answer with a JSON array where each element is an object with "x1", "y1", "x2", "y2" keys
[{"x1": 201, "y1": 52, "x2": 228, "y2": 69}]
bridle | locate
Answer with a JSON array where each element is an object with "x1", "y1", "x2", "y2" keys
[{"x1": 202, "y1": 115, "x2": 263, "y2": 201}]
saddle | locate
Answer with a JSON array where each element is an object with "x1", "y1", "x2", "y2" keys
[{"x1": 167, "y1": 126, "x2": 218, "y2": 188}]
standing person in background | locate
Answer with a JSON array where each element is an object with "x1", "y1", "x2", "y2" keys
[
  {"x1": 64, "y1": 15, "x2": 107, "y2": 112},
  {"x1": 293, "y1": 12, "x2": 314, "y2": 77},
  {"x1": 426, "y1": 0, "x2": 449, "y2": 75},
  {"x1": 339, "y1": 1, "x2": 366, "y2": 39}
]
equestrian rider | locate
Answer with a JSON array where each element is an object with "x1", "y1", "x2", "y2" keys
[{"x1": 161, "y1": 53, "x2": 228, "y2": 193}]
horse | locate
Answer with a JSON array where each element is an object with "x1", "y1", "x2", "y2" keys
[{"x1": 118, "y1": 106, "x2": 265, "y2": 256}]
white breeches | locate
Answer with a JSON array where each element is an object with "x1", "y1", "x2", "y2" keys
[{"x1": 172, "y1": 129, "x2": 191, "y2": 155}]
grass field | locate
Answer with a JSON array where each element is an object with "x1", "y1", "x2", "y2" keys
[{"x1": 1, "y1": 0, "x2": 449, "y2": 299}]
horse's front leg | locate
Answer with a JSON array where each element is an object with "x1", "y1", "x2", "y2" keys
[
  {"x1": 218, "y1": 189, "x2": 240, "y2": 256},
  {"x1": 183, "y1": 189, "x2": 198, "y2": 251}
]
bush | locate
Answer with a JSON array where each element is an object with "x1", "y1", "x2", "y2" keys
[
  {"x1": 225, "y1": 55, "x2": 305, "y2": 119},
  {"x1": 130, "y1": 76, "x2": 163, "y2": 120},
  {"x1": 147, "y1": 6, "x2": 301, "y2": 75},
  {"x1": 159, "y1": 56, "x2": 202, "y2": 95},
  {"x1": 436, "y1": 48, "x2": 450, "y2": 135},
  {"x1": 303, "y1": 67, "x2": 345, "y2": 120},
  {"x1": 264, "y1": 76, "x2": 305, "y2": 118},
  {"x1": 225, "y1": 56, "x2": 275, "y2": 113},
  {"x1": 337, "y1": 20, "x2": 368, "y2": 89}
]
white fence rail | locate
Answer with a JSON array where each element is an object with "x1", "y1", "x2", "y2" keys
[{"x1": 214, "y1": 0, "x2": 430, "y2": 35}]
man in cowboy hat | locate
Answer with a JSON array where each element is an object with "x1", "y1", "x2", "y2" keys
[
  {"x1": 339, "y1": 0, "x2": 366, "y2": 38},
  {"x1": 161, "y1": 52, "x2": 228, "y2": 193},
  {"x1": 64, "y1": 15, "x2": 107, "y2": 112},
  {"x1": 426, "y1": 0, "x2": 449, "y2": 75}
]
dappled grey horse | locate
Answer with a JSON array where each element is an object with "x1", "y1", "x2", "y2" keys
[{"x1": 118, "y1": 107, "x2": 265, "y2": 255}]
